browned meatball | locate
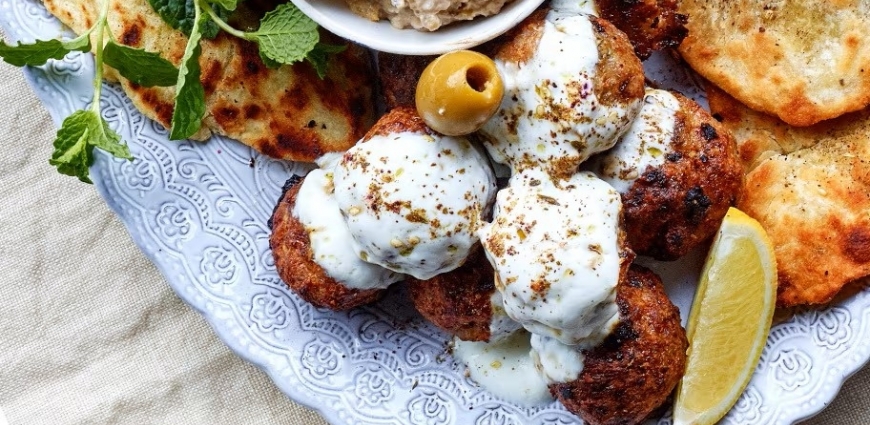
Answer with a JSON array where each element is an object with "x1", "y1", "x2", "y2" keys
[
  {"x1": 552, "y1": 264, "x2": 687, "y2": 425},
  {"x1": 594, "y1": 90, "x2": 744, "y2": 260},
  {"x1": 597, "y1": 0, "x2": 688, "y2": 60},
  {"x1": 269, "y1": 178, "x2": 385, "y2": 310},
  {"x1": 407, "y1": 249, "x2": 497, "y2": 342},
  {"x1": 378, "y1": 53, "x2": 437, "y2": 110}
]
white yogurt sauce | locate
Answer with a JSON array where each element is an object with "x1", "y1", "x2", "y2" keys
[
  {"x1": 595, "y1": 89, "x2": 681, "y2": 194},
  {"x1": 478, "y1": 169, "x2": 623, "y2": 346},
  {"x1": 479, "y1": 12, "x2": 641, "y2": 179},
  {"x1": 530, "y1": 333, "x2": 595, "y2": 384},
  {"x1": 333, "y1": 131, "x2": 497, "y2": 280},
  {"x1": 453, "y1": 330, "x2": 553, "y2": 405},
  {"x1": 293, "y1": 169, "x2": 405, "y2": 290},
  {"x1": 549, "y1": 0, "x2": 599, "y2": 16},
  {"x1": 489, "y1": 289, "x2": 523, "y2": 342}
]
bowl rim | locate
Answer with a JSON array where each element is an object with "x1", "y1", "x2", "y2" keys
[{"x1": 290, "y1": 0, "x2": 546, "y2": 55}]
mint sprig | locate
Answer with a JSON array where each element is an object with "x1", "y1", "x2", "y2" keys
[
  {"x1": 103, "y1": 43, "x2": 179, "y2": 87},
  {"x1": 0, "y1": 35, "x2": 90, "y2": 67},
  {"x1": 0, "y1": 0, "x2": 185, "y2": 182},
  {"x1": 146, "y1": 0, "x2": 224, "y2": 39},
  {"x1": 249, "y1": 3, "x2": 319, "y2": 66},
  {"x1": 165, "y1": 0, "x2": 341, "y2": 139},
  {"x1": 169, "y1": 2, "x2": 207, "y2": 140},
  {"x1": 0, "y1": 0, "x2": 344, "y2": 182}
]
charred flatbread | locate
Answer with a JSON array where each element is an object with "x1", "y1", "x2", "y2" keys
[
  {"x1": 679, "y1": 0, "x2": 870, "y2": 127},
  {"x1": 44, "y1": 0, "x2": 377, "y2": 163},
  {"x1": 727, "y1": 98, "x2": 870, "y2": 306}
]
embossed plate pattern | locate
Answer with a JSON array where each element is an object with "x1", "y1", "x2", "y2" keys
[{"x1": 2, "y1": 0, "x2": 869, "y2": 423}]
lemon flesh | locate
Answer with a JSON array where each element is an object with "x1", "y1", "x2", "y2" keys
[{"x1": 673, "y1": 207, "x2": 777, "y2": 425}]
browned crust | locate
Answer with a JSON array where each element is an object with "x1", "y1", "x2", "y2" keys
[
  {"x1": 677, "y1": 0, "x2": 870, "y2": 127},
  {"x1": 269, "y1": 178, "x2": 384, "y2": 311},
  {"x1": 552, "y1": 264, "x2": 688, "y2": 425},
  {"x1": 377, "y1": 53, "x2": 437, "y2": 110},
  {"x1": 44, "y1": 0, "x2": 377, "y2": 163},
  {"x1": 589, "y1": 16, "x2": 646, "y2": 109},
  {"x1": 361, "y1": 106, "x2": 435, "y2": 140},
  {"x1": 494, "y1": 8, "x2": 547, "y2": 64},
  {"x1": 738, "y1": 133, "x2": 870, "y2": 307},
  {"x1": 597, "y1": 0, "x2": 687, "y2": 60},
  {"x1": 407, "y1": 249, "x2": 495, "y2": 342},
  {"x1": 622, "y1": 92, "x2": 744, "y2": 260}
]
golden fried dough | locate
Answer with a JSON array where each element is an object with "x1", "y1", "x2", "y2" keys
[
  {"x1": 679, "y1": 0, "x2": 870, "y2": 127},
  {"x1": 708, "y1": 84, "x2": 870, "y2": 174},
  {"x1": 45, "y1": 0, "x2": 377, "y2": 163},
  {"x1": 737, "y1": 119, "x2": 870, "y2": 307},
  {"x1": 552, "y1": 265, "x2": 687, "y2": 425}
]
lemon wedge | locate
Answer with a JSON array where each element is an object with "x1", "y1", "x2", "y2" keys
[{"x1": 673, "y1": 207, "x2": 777, "y2": 425}]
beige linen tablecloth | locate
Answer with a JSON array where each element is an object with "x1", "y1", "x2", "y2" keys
[{"x1": 0, "y1": 54, "x2": 868, "y2": 425}]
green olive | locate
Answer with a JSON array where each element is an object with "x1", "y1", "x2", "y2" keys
[{"x1": 415, "y1": 50, "x2": 504, "y2": 136}]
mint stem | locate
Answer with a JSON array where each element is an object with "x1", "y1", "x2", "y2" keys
[
  {"x1": 199, "y1": 1, "x2": 251, "y2": 40},
  {"x1": 90, "y1": 0, "x2": 111, "y2": 114}
]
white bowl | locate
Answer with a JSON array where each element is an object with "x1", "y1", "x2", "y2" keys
[{"x1": 291, "y1": 0, "x2": 545, "y2": 55}]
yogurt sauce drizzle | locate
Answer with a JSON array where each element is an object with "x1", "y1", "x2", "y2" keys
[
  {"x1": 479, "y1": 12, "x2": 641, "y2": 179},
  {"x1": 478, "y1": 168, "x2": 624, "y2": 346},
  {"x1": 333, "y1": 131, "x2": 496, "y2": 280},
  {"x1": 292, "y1": 168, "x2": 405, "y2": 290},
  {"x1": 595, "y1": 89, "x2": 681, "y2": 194},
  {"x1": 453, "y1": 330, "x2": 553, "y2": 406}
]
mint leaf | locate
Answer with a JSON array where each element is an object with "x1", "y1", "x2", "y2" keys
[
  {"x1": 249, "y1": 2, "x2": 319, "y2": 66},
  {"x1": 169, "y1": 10, "x2": 207, "y2": 140},
  {"x1": 147, "y1": 0, "x2": 222, "y2": 39},
  {"x1": 207, "y1": 0, "x2": 238, "y2": 11},
  {"x1": 305, "y1": 43, "x2": 345, "y2": 79},
  {"x1": 49, "y1": 110, "x2": 131, "y2": 183},
  {"x1": 103, "y1": 42, "x2": 179, "y2": 87},
  {"x1": 0, "y1": 36, "x2": 90, "y2": 67}
]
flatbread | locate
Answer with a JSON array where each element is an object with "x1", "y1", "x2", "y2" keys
[
  {"x1": 707, "y1": 83, "x2": 870, "y2": 173},
  {"x1": 735, "y1": 110, "x2": 870, "y2": 307},
  {"x1": 679, "y1": 0, "x2": 870, "y2": 127},
  {"x1": 44, "y1": 0, "x2": 377, "y2": 163}
]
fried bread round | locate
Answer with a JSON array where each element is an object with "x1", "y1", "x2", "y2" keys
[
  {"x1": 679, "y1": 0, "x2": 870, "y2": 127},
  {"x1": 735, "y1": 111, "x2": 870, "y2": 307}
]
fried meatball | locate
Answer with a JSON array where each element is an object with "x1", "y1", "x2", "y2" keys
[
  {"x1": 594, "y1": 89, "x2": 744, "y2": 260},
  {"x1": 597, "y1": 0, "x2": 688, "y2": 59},
  {"x1": 479, "y1": 9, "x2": 645, "y2": 179},
  {"x1": 333, "y1": 107, "x2": 497, "y2": 280},
  {"x1": 269, "y1": 177, "x2": 397, "y2": 310},
  {"x1": 408, "y1": 249, "x2": 521, "y2": 342},
  {"x1": 377, "y1": 53, "x2": 437, "y2": 110},
  {"x1": 551, "y1": 264, "x2": 688, "y2": 425}
]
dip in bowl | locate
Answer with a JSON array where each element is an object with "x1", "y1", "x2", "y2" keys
[{"x1": 290, "y1": 0, "x2": 546, "y2": 55}]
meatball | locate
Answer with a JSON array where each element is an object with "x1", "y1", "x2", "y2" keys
[
  {"x1": 594, "y1": 89, "x2": 744, "y2": 260},
  {"x1": 333, "y1": 107, "x2": 497, "y2": 280},
  {"x1": 551, "y1": 264, "x2": 688, "y2": 425},
  {"x1": 269, "y1": 177, "x2": 400, "y2": 310},
  {"x1": 478, "y1": 9, "x2": 645, "y2": 180},
  {"x1": 408, "y1": 248, "x2": 520, "y2": 342},
  {"x1": 377, "y1": 52, "x2": 436, "y2": 110},
  {"x1": 596, "y1": 0, "x2": 688, "y2": 59}
]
